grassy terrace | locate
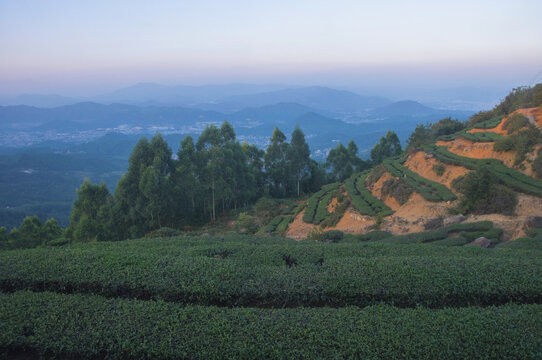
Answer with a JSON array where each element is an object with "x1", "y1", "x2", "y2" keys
[
  {"x1": 439, "y1": 130, "x2": 502, "y2": 142},
  {"x1": 345, "y1": 172, "x2": 393, "y2": 216},
  {"x1": 302, "y1": 182, "x2": 340, "y2": 224},
  {"x1": 383, "y1": 158, "x2": 457, "y2": 202},
  {"x1": 423, "y1": 144, "x2": 542, "y2": 197}
]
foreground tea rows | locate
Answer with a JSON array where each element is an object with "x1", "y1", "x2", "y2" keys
[
  {"x1": 1, "y1": 234, "x2": 542, "y2": 308},
  {"x1": 1, "y1": 291, "x2": 541, "y2": 359}
]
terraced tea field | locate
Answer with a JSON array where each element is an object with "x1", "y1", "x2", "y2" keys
[{"x1": 1, "y1": 233, "x2": 542, "y2": 358}]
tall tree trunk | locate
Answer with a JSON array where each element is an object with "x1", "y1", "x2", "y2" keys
[
  {"x1": 297, "y1": 176, "x2": 300, "y2": 197},
  {"x1": 212, "y1": 178, "x2": 216, "y2": 222},
  {"x1": 191, "y1": 194, "x2": 195, "y2": 213}
]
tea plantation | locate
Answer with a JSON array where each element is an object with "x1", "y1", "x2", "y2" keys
[{"x1": 1, "y1": 232, "x2": 542, "y2": 358}]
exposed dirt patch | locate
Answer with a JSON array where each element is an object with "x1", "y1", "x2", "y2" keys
[
  {"x1": 393, "y1": 193, "x2": 452, "y2": 222},
  {"x1": 404, "y1": 151, "x2": 469, "y2": 191},
  {"x1": 367, "y1": 172, "x2": 402, "y2": 210},
  {"x1": 327, "y1": 207, "x2": 375, "y2": 235},
  {"x1": 286, "y1": 209, "x2": 318, "y2": 240},
  {"x1": 327, "y1": 197, "x2": 339, "y2": 213}
]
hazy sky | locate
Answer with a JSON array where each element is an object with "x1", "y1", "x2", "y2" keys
[{"x1": 1, "y1": 0, "x2": 541, "y2": 96}]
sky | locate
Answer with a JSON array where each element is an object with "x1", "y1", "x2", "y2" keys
[{"x1": 1, "y1": 0, "x2": 541, "y2": 96}]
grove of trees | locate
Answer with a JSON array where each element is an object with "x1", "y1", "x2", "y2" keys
[{"x1": 2, "y1": 120, "x2": 404, "y2": 247}]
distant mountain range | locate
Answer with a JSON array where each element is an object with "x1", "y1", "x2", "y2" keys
[
  {"x1": 0, "y1": 99, "x2": 472, "y2": 135},
  {"x1": 192, "y1": 86, "x2": 391, "y2": 114},
  {"x1": 1, "y1": 84, "x2": 392, "y2": 116}
]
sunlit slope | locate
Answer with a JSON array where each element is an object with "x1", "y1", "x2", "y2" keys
[{"x1": 277, "y1": 106, "x2": 542, "y2": 241}]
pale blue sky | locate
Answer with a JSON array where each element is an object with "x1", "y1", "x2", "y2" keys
[{"x1": 1, "y1": 0, "x2": 541, "y2": 95}]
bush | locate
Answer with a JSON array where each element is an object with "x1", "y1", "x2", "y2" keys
[
  {"x1": 502, "y1": 113, "x2": 529, "y2": 133},
  {"x1": 357, "y1": 230, "x2": 392, "y2": 241},
  {"x1": 533, "y1": 149, "x2": 542, "y2": 179},
  {"x1": 320, "y1": 198, "x2": 350, "y2": 228},
  {"x1": 432, "y1": 164, "x2": 445, "y2": 176},
  {"x1": 366, "y1": 165, "x2": 386, "y2": 185},
  {"x1": 455, "y1": 168, "x2": 517, "y2": 215},
  {"x1": 44, "y1": 237, "x2": 71, "y2": 247},
  {"x1": 242, "y1": 215, "x2": 260, "y2": 235},
  {"x1": 381, "y1": 178, "x2": 412, "y2": 205},
  {"x1": 322, "y1": 230, "x2": 344, "y2": 243},
  {"x1": 430, "y1": 237, "x2": 469, "y2": 246},
  {"x1": 493, "y1": 126, "x2": 542, "y2": 165},
  {"x1": 424, "y1": 218, "x2": 443, "y2": 230},
  {"x1": 144, "y1": 227, "x2": 182, "y2": 238}
]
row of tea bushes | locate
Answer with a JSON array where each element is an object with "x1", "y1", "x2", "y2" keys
[
  {"x1": 345, "y1": 173, "x2": 393, "y2": 216},
  {"x1": 1, "y1": 291, "x2": 541, "y2": 360},
  {"x1": 383, "y1": 159, "x2": 457, "y2": 202},
  {"x1": 2, "y1": 235, "x2": 542, "y2": 308},
  {"x1": 424, "y1": 145, "x2": 542, "y2": 197}
]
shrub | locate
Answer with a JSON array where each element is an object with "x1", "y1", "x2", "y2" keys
[
  {"x1": 381, "y1": 178, "x2": 412, "y2": 205},
  {"x1": 455, "y1": 168, "x2": 517, "y2": 215},
  {"x1": 144, "y1": 227, "x2": 182, "y2": 238},
  {"x1": 533, "y1": 149, "x2": 542, "y2": 179},
  {"x1": 502, "y1": 113, "x2": 529, "y2": 133},
  {"x1": 357, "y1": 230, "x2": 392, "y2": 241},
  {"x1": 44, "y1": 237, "x2": 71, "y2": 247},
  {"x1": 307, "y1": 227, "x2": 324, "y2": 241},
  {"x1": 366, "y1": 165, "x2": 386, "y2": 185},
  {"x1": 430, "y1": 237, "x2": 469, "y2": 246},
  {"x1": 432, "y1": 164, "x2": 445, "y2": 176},
  {"x1": 424, "y1": 218, "x2": 443, "y2": 230},
  {"x1": 320, "y1": 198, "x2": 350, "y2": 228},
  {"x1": 322, "y1": 230, "x2": 344, "y2": 243},
  {"x1": 493, "y1": 126, "x2": 542, "y2": 165}
]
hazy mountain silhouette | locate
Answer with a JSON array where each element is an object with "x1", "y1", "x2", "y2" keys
[{"x1": 197, "y1": 86, "x2": 391, "y2": 114}]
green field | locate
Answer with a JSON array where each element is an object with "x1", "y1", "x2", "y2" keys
[{"x1": 1, "y1": 231, "x2": 542, "y2": 358}]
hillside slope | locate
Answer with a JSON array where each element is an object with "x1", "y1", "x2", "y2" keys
[{"x1": 277, "y1": 105, "x2": 542, "y2": 242}]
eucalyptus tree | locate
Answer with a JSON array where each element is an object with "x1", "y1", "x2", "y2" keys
[
  {"x1": 264, "y1": 127, "x2": 289, "y2": 197},
  {"x1": 287, "y1": 126, "x2": 310, "y2": 196}
]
